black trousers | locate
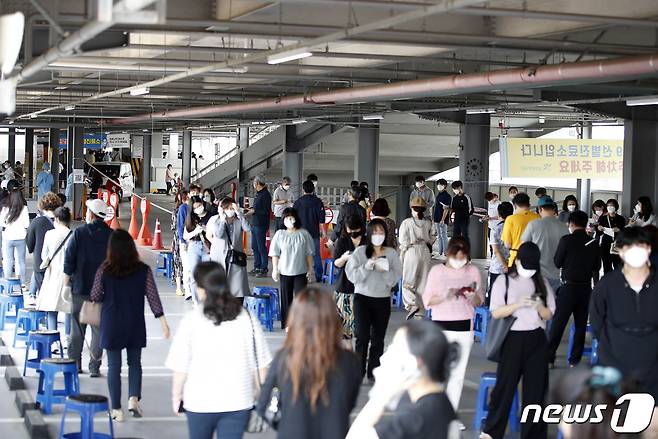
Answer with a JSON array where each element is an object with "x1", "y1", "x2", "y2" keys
[
  {"x1": 353, "y1": 294, "x2": 391, "y2": 378},
  {"x1": 453, "y1": 221, "x2": 470, "y2": 243},
  {"x1": 486, "y1": 272, "x2": 501, "y2": 308},
  {"x1": 484, "y1": 329, "x2": 548, "y2": 439},
  {"x1": 547, "y1": 283, "x2": 591, "y2": 365},
  {"x1": 600, "y1": 242, "x2": 621, "y2": 273},
  {"x1": 279, "y1": 274, "x2": 307, "y2": 329}
]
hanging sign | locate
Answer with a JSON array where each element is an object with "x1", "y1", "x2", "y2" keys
[
  {"x1": 499, "y1": 137, "x2": 624, "y2": 179},
  {"x1": 84, "y1": 133, "x2": 104, "y2": 150},
  {"x1": 105, "y1": 133, "x2": 130, "y2": 149}
]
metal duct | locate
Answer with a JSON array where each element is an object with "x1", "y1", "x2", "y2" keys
[{"x1": 112, "y1": 53, "x2": 658, "y2": 125}]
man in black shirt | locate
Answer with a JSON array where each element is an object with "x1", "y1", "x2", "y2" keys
[
  {"x1": 548, "y1": 211, "x2": 601, "y2": 367},
  {"x1": 246, "y1": 175, "x2": 272, "y2": 277},
  {"x1": 329, "y1": 187, "x2": 366, "y2": 244},
  {"x1": 449, "y1": 180, "x2": 474, "y2": 243},
  {"x1": 293, "y1": 180, "x2": 326, "y2": 281}
]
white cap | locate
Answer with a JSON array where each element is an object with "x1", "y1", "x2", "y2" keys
[
  {"x1": 0, "y1": 180, "x2": 7, "y2": 190},
  {"x1": 85, "y1": 199, "x2": 108, "y2": 218}
]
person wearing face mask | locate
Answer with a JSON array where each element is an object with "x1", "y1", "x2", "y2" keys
[
  {"x1": 293, "y1": 180, "x2": 326, "y2": 282},
  {"x1": 488, "y1": 202, "x2": 514, "y2": 306},
  {"x1": 409, "y1": 176, "x2": 435, "y2": 216},
  {"x1": 269, "y1": 207, "x2": 315, "y2": 329},
  {"x1": 178, "y1": 184, "x2": 202, "y2": 300},
  {"x1": 346, "y1": 218, "x2": 403, "y2": 381},
  {"x1": 272, "y1": 176, "x2": 294, "y2": 231},
  {"x1": 333, "y1": 215, "x2": 367, "y2": 342},
  {"x1": 422, "y1": 237, "x2": 482, "y2": 426},
  {"x1": 346, "y1": 320, "x2": 459, "y2": 439},
  {"x1": 329, "y1": 186, "x2": 367, "y2": 246},
  {"x1": 245, "y1": 175, "x2": 272, "y2": 277},
  {"x1": 480, "y1": 242, "x2": 555, "y2": 439},
  {"x1": 433, "y1": 178, "x2": 452, "y2": 257},
  {"x1": 450, "y1": 181, "x2": 474, "y2": 243},
  {"x1": 307, "y1": 173, "x2": 319, "y2": 189},
  {"x1": 597, "y1": 199, "x2": 625, "y2": 273},
  {"x1": 183, "y1": 195, "x2": 212, "y2": 303},
  {"x1": 342, "y1": 181, "x2": 360, "y2": 204},
  {"x1": 371, "y1": 198, "x2": 398, "y2": 249},
  {"x1": 558, "y1": 195, "x2": 582, "y2": 223},
  {"x1": 207, "y1": 197, "x2": 251, "y2": 301},
  {"x1": 202, "y1": 189, "x2": 218, "y2": 216},
  {"x1": 587, "y1": 199, "x2": 606, "y2": 238},
  {"x1": 547, "y1": 211, "x2": 601, "y2": 368},
  {"x1": 628, "y1": 196, "x2": 655, "y2": 228},
  {"x1": 508, "y1": 186, "x2": 518, "y2": 203},
  {"x1": 36, "y1": 162, "x2": 54, "y2": 200},
  {"x1": 502, "y1": 193, "x2": 540, "y2": 267},
  {"x1": 590, "y1": 227, "x2": 658, "y2": 412},
  {"x1": 399, "y1": 197, "x2": 437, "y2": 320}
]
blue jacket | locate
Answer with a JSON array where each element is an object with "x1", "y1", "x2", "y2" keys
[
  {"x1": 177, "y1": 203, "x2": 189, "y2": 243},
  {"x1": 63, "y1": 220, "x2": 112, "y2": 296},
  {"x1": 36, "y1": 171, "x2": 54, "y2": 199},
  {"x1": 293, "y1": 194, "x2": 324, "y2": 238},
  {"x1": 253, "y1": 187, "x2": 272, "y2": 228}
]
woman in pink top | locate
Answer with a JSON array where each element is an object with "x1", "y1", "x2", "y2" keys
[{"x1": 422, "y1": 237, "x2": 483, "y2": 429}]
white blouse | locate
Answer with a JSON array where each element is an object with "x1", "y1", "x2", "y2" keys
[{"x1": 0, "y1": 206, "x2": 30, "y2": 241}]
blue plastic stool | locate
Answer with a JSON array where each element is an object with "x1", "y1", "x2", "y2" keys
[
  {"x1": 473, "y1": 372, "x2": 521, "y2": 433},
  {"x1": 244, "y1": 296, "x2": 274, "y2": 332},
  {"x1": 0, "y1": 277, "x2": 22, "y2": 295},
  {"x1": 566, "y1": 323, "x2": 594, "y2": 365},
  {"x1": 391, "y1": 278, "x2": 403, "y2": 308},
  {"x1": 156, "y1": 251, "x2": 174, "y2": 282},
  {"x1": 59, "y1": 394, "x2": 113, "y2": 439},
  {"x1": 591, "y1": 338, "x2": 599, "y2": 365},
  {"x1": 425, "y1": 309, "x2": 432, "y2": 319},
  {"x1": 473, "y1": 307, "x2": 491, "y2": 345},
  {"x1": 24, "y1": 330, "x2": 64, "y2": 376},
  {"x1": 252, "y1": 286, "x2": 280, "y2": 321},
  {"x1": 37, "y1": 358, "x2": 80, "y2": 415},
  {"x1": 322, "y1": 259, "x2": 337, "y2": 285},
  {"x1": 0, "y1": 293, "x2": 24, "y2": 330},
  {"x1": 14, "y1": 308, "x2": 47, "y2": 347}
]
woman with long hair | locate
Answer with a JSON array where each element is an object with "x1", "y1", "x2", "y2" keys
[
  {"x1": 257, "y1": 288, "x2": 362, "y2": 439},
  {"x1": 207, "y1": 197, "x2": 250, "y2": 300},
  {"x1": 172, "y1": 190, "x2": 189, "y2": 296},
  {"x1": 628, "y1": 195, "x2": 655, "y2": 227},
  {"x1": 27, "y1": 192, "x2": 62, "y2": 301},
  {"x1": 0, "y1": 185, "x2": 29, "y2": 289},
  {"x1": 480, "y1": 242, "x2": 556, "y2": 439},
  {"x1": 347, "y1": 320, "x2": 460, "y2": 439},
  {"x1": 597, "y1": 198, "x2": 625, "y2": 273},
  {"x1": 90, "y1": 229, "x2": 170, "y2": 421},
  {"x1": 346, "y1": 218, "x2": 403, "y2": 381},
  {"x1": 370, "y1": 198, "x2": 397, "y2": 248},
  {"x1": 167, "y1": 261, "x2": 272, "y2": 439},
  {"x1": 183, "y1": 195, "x2": 212, "y2": 303},
  {"x1": 558, "y1": 195, "x2": 582, "y2": 223}
]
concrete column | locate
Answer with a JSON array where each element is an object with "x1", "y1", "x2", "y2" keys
[
  {"x1": 622, "y1": 108, "x2": 658, "y2": 214},
  {"x1": 151, "y1": 131, "x2": 163, "y2": 160},
  {"x1": 25, "y1": 129, "x2": 34, "y2": 197},
  {"x1": 50, "y1": 129, "x2": 60, "y2": 193},
  {"x1": 67, "y1": 126, "x2": 74, "y2": 178},
  {"x1": 355, "y1": 125, "x2": 380, "y2": 196},
  {"x1": 71, "y1": 126, "x2": 84, "y2": 220},
  {"x1": 182, "y1": 130, "x2": 192, "y2": 187},
  {"x1": 236, "y1": 127, "x2": 249, "y2": 199},
  {"x1": 396, "y1": 184, "x2": 411, "y2": 225},
  {"x1": 459, "y1": 113, "x2": 490, "y2": 259},
  {"x1": 142, "y1": 134, "x2": 152, "y2": 193},
  {"x1": 283, "y1": 150, "x2": 304, "y2": 199},
  {"x1": 8, "y1": 128, "x2": 15, "y2": 164},
  {"x1": 576, "y1": 123, "x2": 593, "y2": 213}
]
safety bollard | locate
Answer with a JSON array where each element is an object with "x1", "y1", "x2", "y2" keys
[
  {"x1": 152, "y1": 218, "x2": 164, "y2": 250},
  {"x1": 136, "y1": 198, "x2": 152, "y2": 246},
  {"x1": 108, "y1": 193, "x2": 121, "y2": 230},
  {"x1": 128, "y1": 195, "x2": 139, "y2": 239}
]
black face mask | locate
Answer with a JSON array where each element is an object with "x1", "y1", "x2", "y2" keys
[{"x1": 349, "y1": 231, "x2": 362, "y2": 239}]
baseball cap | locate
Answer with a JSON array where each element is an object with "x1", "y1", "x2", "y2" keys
[
  {"x1": 86, "y1": 199, "x2": 108, "y2": 219},
  {"x1": 516, "y1": 242, "x2": 541, "y2": 270},
  {"x1": 537, "y1": 196, "x2": 556, "y2": 208}
]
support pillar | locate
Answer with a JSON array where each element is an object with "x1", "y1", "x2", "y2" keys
[
  {"x1": 622, "y1": 108, "x2": 658, "y2": 214},
  {"x1": 50, "y1": 129, "x2": 60, "y2": 193},
  {"x1": 459, "y1": 114, "x2": 490, "y2": 259},
  {"x1": 182, "y1": 130, "x2": 192, "y2": 187},
  {"x1": 25, "y1": 129, "x2": 34, "y2": 197},
  {"x1": 236, "y1": 127, "x2": 249, "y2": 199},
  {"x1": 396, "y1": 183, "x2": 411, "y2": 225},
  {"x1": 8, "y1": 128, "x2": 15, "y2": 165},
  {"x1": 283, "y1": 150, "x2": 304, "y2": 199},
  {"x1": 576, "y1": 123, "x2": 592, "y2": 213},
  {"x1": 355, "y1": 125, "x2": 380, "y2": 196},
  {"x1": 151, "y1": 132, "x2": 163, "y2": 160},
  {"x1": 142, "y1": 134, "x2": 152, "y2": 194},
  {"x1": 71, "y1": 127, "x2": 84, "y2": 220}
]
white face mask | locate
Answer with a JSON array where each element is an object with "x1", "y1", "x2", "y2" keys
[
  {"x1": 415, "y1": 182, "x2": 423, "y2": 189},
  {"x1": 448, "y1": 257, "x2": 467, "y2": 269},
  {"x1": 595, "y1": 210, "x2": 603, "y2": 216},
  {"x1": 567, "y1": 205, "x2": 576, "y2": 212},
  {"x1": 194, "y1": 206, "x2": 205, "y2": 216},
  {"x1": 516, "y1": 262, "x2": 537, "y2": 278},
  {"x1": 635, "y1": 204, "x2": 642, "y2": 214},
  {"x1": 371, "y1": 234, "x2": 386, "y2": 247},
  {"x1": 284, "y1": 217, "x2": 296, "y2": 229},
  {"x1": 622, "y1": 246, "x2": 650, "y2": 268},
  {"x1": 437, "y1": 185, "x2": 445, "y2": 191},
  {"x1": 283, "y1": 185, "x2": 290, "y2": 191},
  {"x1": 203, "y1": 195, "x2": 211, "y2": 203},
  {"x1": 225, "y1": 209, "x2": 236, "y2": 218},
  {"x1": 453, "y1": 189, "x2": 460, "y2": 195},
  {"x1": 312, "y1": 181, "x2": 318, "y2": 187},
  {"x1": 607, "y1": 206, "x2": 616, "y2": 214}
]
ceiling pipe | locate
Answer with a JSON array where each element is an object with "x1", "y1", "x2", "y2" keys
[
  {"x1": 112, "y1": 53, "x2": 658, "y2": 125},
  {"x1": 14, "y1": 0, "x2": 158, "y2": 83}
]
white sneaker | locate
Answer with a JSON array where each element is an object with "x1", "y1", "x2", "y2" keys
[
  {"x1": 457, "y1": 421, "x2": 466, "y2": 431},
  {"x1": 479, "y1": 433, "x2": 493, "y2": 439},
  {"x1": 111, "y1": 409, "x2": 124, "y2": 422},
  {"x1": 128, "y1": 397, "x2": 143, "y2": 418}
]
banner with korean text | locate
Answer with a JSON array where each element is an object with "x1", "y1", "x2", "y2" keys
[{"x1": 499, "y1": 137, "x2": 623, "y2": 179}]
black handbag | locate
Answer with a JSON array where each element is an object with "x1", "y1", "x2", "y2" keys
[
  {"x1": 225, "y1": 223, "x2": 248, "y2": 267},
  {"x1": 484, "y1": 274, "x2": 518, "y2": 362}
]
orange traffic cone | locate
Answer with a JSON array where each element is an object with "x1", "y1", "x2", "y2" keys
[
  {"x1": 136, "y1": 198, "x2": 152, "y2": 246},
  {"x1": 152, "y1": 218, "x2": 164, "y2": 250},
  {"x1": 128, "y1": 195, "x2": 139, "y2": 239}
]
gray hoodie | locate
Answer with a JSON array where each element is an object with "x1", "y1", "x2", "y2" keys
[{"x1": 345, "y1": 246, "x2": 402, "y2": 298}]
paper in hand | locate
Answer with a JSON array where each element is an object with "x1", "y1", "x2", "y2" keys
[
  {"x1": 374, "y1": 257, "x2": 390, "y2": 272},
  {"x1": 603, "y1": 227, "x2": 615, "y2": 237}
]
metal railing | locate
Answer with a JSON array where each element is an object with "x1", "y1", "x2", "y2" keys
[{"x1": 192, "y1": 148, "x2": 238, "y2": 181}]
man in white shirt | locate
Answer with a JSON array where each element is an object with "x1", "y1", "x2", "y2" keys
[{"x1": 272, "y1": 176, "x2": 294, "y2": 230}]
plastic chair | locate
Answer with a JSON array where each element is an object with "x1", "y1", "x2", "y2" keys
[
  {"x1": 252, "y1": 286, "x2": 280, "y2": 321},
  {"x1": 37, "y1": 358, "x2": 80, "y2": 415},
  {"x1": 566, "y1": 323, "x2": 594, "y2": 365},
  {"x1": 391, "y1": 278, "x2": 403, "y2": 308},
  {"x1": 156, "y1": 251, "x2": 174, "y2": 282},
  {"x1": 0, "y1": 293, "x2": 24, "y2": 330},
  {"x1": 24, "y1": 330, "x2": 63, "y2": 376},
  {"x1": 321, "y1": 259, "x2": 336, "y2": 285},
  {"x1": 473, "y1": 372, "x2": 520, "y2": 433},
  {"x1": 244, "y1": 295, "x2": 274, "y2": 332},
  {"x1": 473, "y1": 307, "x2": 491, "y2": 345},
  {"x1": 0, "y1": 277, "x2": 22, "y2": 295},
  {"x1": 14, "y1": 308, "x2": 47, "y2": 347},
  {"x1": 59, "y1": 394, "x2": 113, "y2": 439},
  {"x1": 591, "y1": 338, "x2": 599, "y2": 365}
]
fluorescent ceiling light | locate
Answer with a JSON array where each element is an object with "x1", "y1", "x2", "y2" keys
[
  {"x1": 165, "y1": 127, "x2": 173, "y2": 131},
  {"x1": 142, "y1": 129, "x2": 149, "y2": 132},
  {"x1": 214, "y1": 66, "x2": 248, "y2": 74},
  {"x1": 538, "y1": 117, "x2": 545, "y2": 124},
  {"x1": 130, "y1": 86, "x2": 150, "y2": 96},
  {"x1": 267, "y1": 47, "x2": 313, "y2": 65},
  {"x1": 292, "y1": 119, "x2": 307, "y2": 125},
  {"x1": 54, "y1": 86, "x2": 68, "y2": 90},
  {"x1": 65, "y1": 105, "x2": 75, "y2": 111},
  {"x1": 205, "y1": 25, "x2": 230, "y2": 32},
  {"x1": 362, "y1": 114, "x2": 384, "y2": 121},
  {"x1": 466, "y1": 108, "x2": 496, "y2": 114},
  {"x1": 523, "y1": 128, "x2": 544, "y2": 133},
  {"x1": 29, "y1": 114, "x2": 37, "y2": 118},
  {"x1": 626, "y1": 96, "x2": 658, "y2": 106}
]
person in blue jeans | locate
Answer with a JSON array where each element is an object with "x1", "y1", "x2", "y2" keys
[
  {"x1": 433, "y1": 178, "x2": 452, "y2": 256},
  {"x1": 183, "y1": 195, "x2": 212, "y2": 303},
  {"x1": 246, "y1": 175, "x2": 272, "y2": 277},
  {"x1": 293, "y1": 180, "x2": 325, "y2": 281},
  {"x1": 0, "y1": 185, "x2": 30, "y2": 289}
]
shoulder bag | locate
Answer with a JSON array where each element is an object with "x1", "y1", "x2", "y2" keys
[
  {"x1": 225, "y1": 222, "x2": 248, "y2": 267},
  {"x1": 79, "y1": 300, "x2": 102, "y2": 327},
  {"x1": 607, "y1": 216, "x2": 620, "y2": 255},
  {"x1": 484, "y1": 274, "x2": 518, "y2": 362},
  {"x1": 40, "y1": 231, "x2": 73, "y2": 271}
]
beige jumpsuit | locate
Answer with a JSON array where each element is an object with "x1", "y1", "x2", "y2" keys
[{"x1": 399, "y1": 217, "x2": 436, "y2": 312}]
